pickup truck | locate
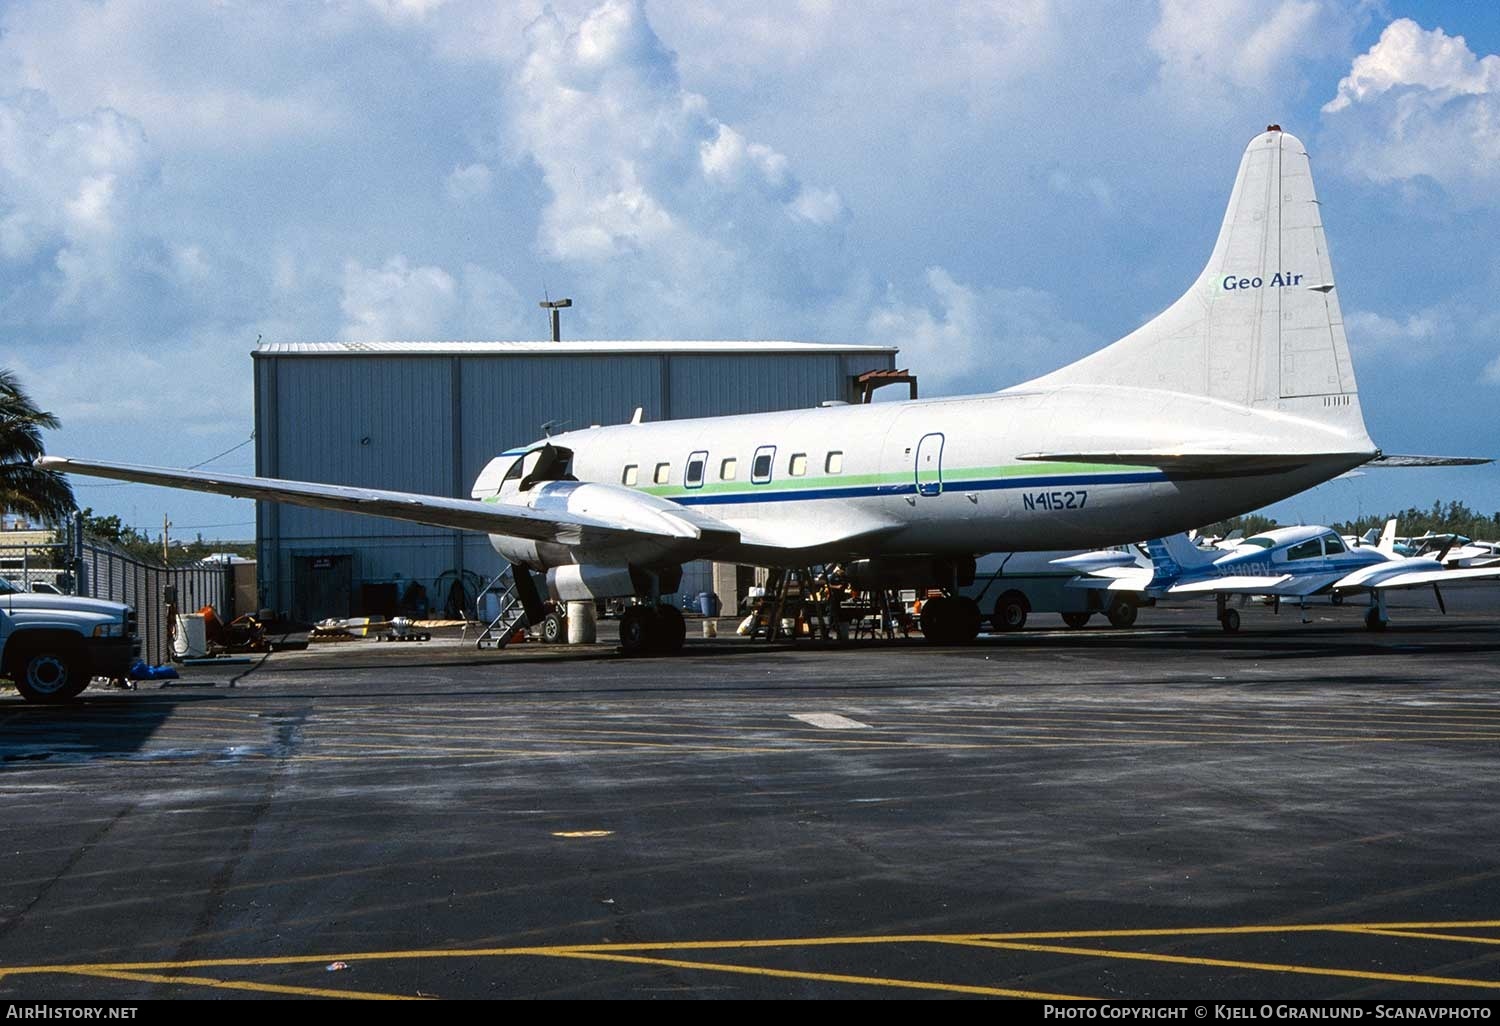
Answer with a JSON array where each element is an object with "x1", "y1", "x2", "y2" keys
[{"x1": 0, "y1": 577, "x2": 137, "y2": 703}]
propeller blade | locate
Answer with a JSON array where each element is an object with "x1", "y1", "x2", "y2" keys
[{"x1": 1433, "y1": 583, "x2": 1446, "y2": 615}]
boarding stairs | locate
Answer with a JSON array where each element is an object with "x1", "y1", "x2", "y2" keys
[{"x1": 474, "y1": 565, "x2": 543, "y2": 650}]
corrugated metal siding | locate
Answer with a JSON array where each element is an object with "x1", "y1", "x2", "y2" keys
[
  {"x1": 275, "y1": 357, "x2": 454, "y2": 541},
  {"x1": 458, "y1": 354, "x2": 664, "y2": 487},
  {"x1": 666, "y1": 354, "x2": 851, "y2": 419}
]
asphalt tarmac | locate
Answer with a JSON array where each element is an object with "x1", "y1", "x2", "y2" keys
[{"x1": 3, "y1": 589, "x2": 1499, "y2": 1000}]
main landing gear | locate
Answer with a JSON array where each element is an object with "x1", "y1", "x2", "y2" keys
[
  {"x1": 920, "y1": 595, "x2": 983, "y2": 645},
  {"x1": 618, "y1": 603, "x2": 687, "y2": 656},
  {"x1": 1216, "y1": 594, "x2": 1240, "y2": 633}
]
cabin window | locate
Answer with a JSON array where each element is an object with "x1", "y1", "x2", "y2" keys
[
  {"x1": 1286, "y1": 539, "x2": 1321, "y2": 561},
  {"x1": 825, "y1": 451, "x2": 844, "y2": 474},
  {"x1": 622, "y1": 464, "x2": 638, "y2": 486},
  {"x1": 752, "y1": 445, "x2": 776, "y2": 484},
  {"x1": 789, "y1": 453, "x2": 808, "y2": 477},
  {"x1": 1323, "y1": 534, "x2": 1345, "y2": 555},
  {"x1": 654, "y1": 462, "x2": 671, "y2": 485},
  {"x1": 720, "y1": 457, "x2": 738, "y2": 481},
  {"x1": 685, "y1": 451, "x2": 707, "y2": 489}
]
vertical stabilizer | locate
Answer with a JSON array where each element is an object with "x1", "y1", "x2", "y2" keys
[
  {"x1": 1144, "y1": 534, "x2": 1219, "y2": 588},
  {"x1": 1023, "y1": 128, "x2": 1372, "y2": 443},
  {"x1": 1377, "y1": 519, "x2": 1398, "y2": 557}
]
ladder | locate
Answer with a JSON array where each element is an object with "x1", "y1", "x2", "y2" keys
[
  {"x1": 749, "y1": 568, "x2": 836, "y2": 641},
  {"x1": 475, "y1": 566, "x2": 529, "y2": 650}
]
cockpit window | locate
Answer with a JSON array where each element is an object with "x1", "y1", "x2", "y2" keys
[
  {"x1": 1242, "y1": 536, "x2": 1275, "y2": 549},
  {"x1": 1286, "y1": 539, "x2": 1322, "y2": 561},
  {"x1": 1323, "y1": 534, "x2": 1345, "y2": 554}
]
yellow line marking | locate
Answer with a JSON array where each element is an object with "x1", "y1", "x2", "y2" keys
[
  {"x1": 946, "y1": 938, "x2": 1500, "y2": 990},
  {"x1": 540, "y1": 949, "x2": 1089, "y2": 999},
  {"x1": 1337, "y1": 927, "x2": 1500, "y2": 946},
  {"x1": 13, "y1": 921, "x2": 1500, "y2": 975},
  {"x1": 552, "y1": 830, "x2": 614, "y2": 838},
  {"x1": 58, "y1": 968, "x2": 424, "y2": 1000}
]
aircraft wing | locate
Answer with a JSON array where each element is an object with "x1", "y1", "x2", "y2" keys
[
  {"x1": 1166, "y1": 575, "x2": 1293, "y2": 595},
  {"x1": 1364, "y1": 567, "x2": 1500, "y2": 591},
  {"x1": 36, "y1": 456, "x2": 730, "y2": 547}
]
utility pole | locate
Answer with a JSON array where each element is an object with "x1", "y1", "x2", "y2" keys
[
  {"x1": 162, "y1": 514, "x2": 171, "y2": 566},
  {"x1": 539, "y1": 298, "x2": 572, "y2": 341}
]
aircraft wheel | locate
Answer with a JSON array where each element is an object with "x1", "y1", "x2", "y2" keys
[
  {"x1": 991, "y1": 591, "x2": 1028, "y2": 632},
  {"x1": 619, "y1": 606, "x2": 655, "y2": 655},
  {"x1": 540, "y1": 610, "x2": 566, "y2": 644},
  {"x1": 1364, "y1": 608, "x2": 1387, "y2": 632},
  {"x1": 652, "y1": 604, "x2": 686, "y2": 654},
  {"x1": 11, "y1": 642, "x2": 89, "y2": 704},
  {"x1": 953, "y1": 596, "x2": 983, "y2": 643},
  {"x1": 920, "y1": 597, "x2": 954, "y2": 644},
  {"x1": 1061, "y1": 612, "x2": 1091, "y2": 629},
  {"x1": 1106, "y1": 598, "x2": 1138, "y2": 629},
  {"x1": 1220, "y1": 608, "x2": 1240, "y2": 633}
]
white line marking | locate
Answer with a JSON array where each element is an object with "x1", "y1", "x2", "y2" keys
[{"x1": 791, "y1": 713, "x2": 871, "y2": 730}]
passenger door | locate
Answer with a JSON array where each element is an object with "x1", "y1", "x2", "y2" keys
[{"x1": 915, "y1": 432, "x2": 944, "y2": 497}]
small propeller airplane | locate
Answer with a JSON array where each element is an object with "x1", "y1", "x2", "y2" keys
[
  {"x1": 1061, "y1": 520, "x2": 1500, "y2": 632},
  {"x1": 34, "y1": 126, "x2": 1491, "y2": 654}
]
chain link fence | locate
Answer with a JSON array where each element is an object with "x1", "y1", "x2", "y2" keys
[
  {"x1": 2, "y1": 516, "x2": 234, "y2": 667},
  {"x1": 76, "y1": 541, "x2": 233, "y2": 666}
]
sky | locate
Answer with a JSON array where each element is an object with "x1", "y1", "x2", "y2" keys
[{"x1": 2, "y1": 0, "x2": 1498, "y2": 539}]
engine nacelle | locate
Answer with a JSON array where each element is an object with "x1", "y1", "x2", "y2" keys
[
  {"x1": 545, "y1": 563, "x2": 684, "y2": 602},
  {"x1": 846, "y1": 555, "x2": 976, "y2": 591}
]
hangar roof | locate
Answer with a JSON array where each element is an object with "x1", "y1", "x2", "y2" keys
[{"x1": 256, "y1": 340, "x2": 898, "y2": 357}]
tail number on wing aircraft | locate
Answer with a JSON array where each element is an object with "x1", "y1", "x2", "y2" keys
[{"x1": 1023, "y1": 490, "x2": 1087, "y2": 511}]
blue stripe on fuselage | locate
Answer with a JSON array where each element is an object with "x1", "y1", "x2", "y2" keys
[{"x1": 669, "y1": 470, "x2": 1166, "y2": 506}]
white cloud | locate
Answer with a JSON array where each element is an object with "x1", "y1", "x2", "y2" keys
[
  {"x1": 444, "y1": 162, "x2": 493, "y2": 202},
  {"x1": 1344, "y1": 308, "x2": 1452, "y2": 362},
  {"x1": 0, "y1": 90, "x2": 154, "y2": 309},
  {"x1": 866, "y1": 267, "x2": 1100, "y2": 393},
  {"x1": 1484, "y1": 354, "x2": 1500, "y2": 385},
  {"x1": 340, "y1": 255, "x2": 458, "y2": 340},
  {"x1": 1320, "y1": 19, "x2": 1500, "y2": 204},
  {"x1": 1150, "y1": 0, "x2": 1354, "y2": 98},
  {"x1": 508, "y1": 0, "x2": 845, "y2": 268}
]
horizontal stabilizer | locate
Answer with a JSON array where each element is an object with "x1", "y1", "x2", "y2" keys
[
  {"x1": 1368, "y1": 454, "x2": 1493, "y2": 467},
  {"x1": 1065, "y1": 566, "x2": 1152, "y2": 591},
  {"x1": 1016, "y1": 451, "x2": 1371, "y2": 475}
]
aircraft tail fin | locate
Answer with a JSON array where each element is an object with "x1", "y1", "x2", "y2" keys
[
  {"x1": 1377, "y1": 518, "x2": 1398, "y2": 557},
  {"x1": 1022, "y1": 127, "x2": 1372, "y2": 448},
  {"x1": 1143, "y1": 533, "x2": 1219, "y2": 589}
]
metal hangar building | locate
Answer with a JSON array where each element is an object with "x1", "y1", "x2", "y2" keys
[{"x1": 252, "y1": 339, "x2": 900, "y2": 621}]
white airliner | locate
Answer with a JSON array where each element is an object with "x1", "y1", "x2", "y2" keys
[{"x1": 37, "y1": 127, "x2": 1486, "y2": 654}]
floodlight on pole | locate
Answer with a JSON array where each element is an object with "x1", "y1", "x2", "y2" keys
[{"x1": 539, "y1": 298, "x2": 572, "y2": 342}]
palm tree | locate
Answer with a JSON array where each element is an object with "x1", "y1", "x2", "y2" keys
[{"x1": 0, "y1": 369, "x2": 76, "y2": 523}]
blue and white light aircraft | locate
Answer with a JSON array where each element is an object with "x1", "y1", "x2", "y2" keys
[
  {"x1": 35, "y1": 127, "x2": 1490, "y2": 654},
  {"x1": 1064, "y1": 522, "x2": 1500, "y2": 632}
]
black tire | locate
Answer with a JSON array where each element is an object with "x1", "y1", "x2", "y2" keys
[
  {"x1": 1365, "y1": 608, "x2": 1387, "y2": 631},
  {"x1": 1220, "y1": 608, "x2": 1241, "y2": 633},
  {"x1": 541, "y1": 611, "x2": 566, "y2": 644},
  {"x1": 11, "y1": 643, "x2": 89, "y2": 704},
  {"x1": 1061, "y1": 612, "x2": 1091, "y2": 629},
  {"x1": 653, "y1": 604, "x2": 686, "y2": 654},
  {"x1": 920, "y1": 597, "x2": 953, "y2": 644},
  {"x1": 952, "y1": 597, "x2": 983, "y2": 644},
  {"x1": 619, "y1": 606, "x2": 655, "y2": 655},
  {"x1": 991, "y1": 591, "x2": 1028, "y2": 632},
  {"x1": 1106, "y1": 598, "x2": 1138, "y2": 629}
]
